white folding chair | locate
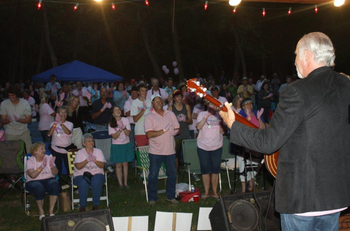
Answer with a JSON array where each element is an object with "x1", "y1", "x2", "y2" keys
[
  {"x1": 23, "y1": 153, "x2": 59, "y2": 216},
  {"x1": 67, "y1": 149, "x2": 109, "y2": 210}
]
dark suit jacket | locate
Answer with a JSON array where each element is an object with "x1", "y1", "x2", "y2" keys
[{"x1": 230, "y1": 66, "x2": 350, "y2": 214}]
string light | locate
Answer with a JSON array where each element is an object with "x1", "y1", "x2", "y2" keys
[
  {"x1": 314, "y1": 5, "x2": 318, "y2": 13},
  {"x1": 334, "y1": 0, "x2": 345, "y2": 7},
  {"x1": 233, "y1": 6, "x2": 237, "y2": 13},
  {"x1": 37, "y1": 0, "x2": 42, "y2": 10},
  {"x1": 228, "y1": 0, "x2": 241, "y2": 7},
  {"x1": 204, "y1": 1, "x2": 208, "y2": 10},
  {"x1": 145, "y1": 0, "x2": 149, "y2": 6},
  {"x1": 262, "y1": 7, "x2": 266, "y2": 17},
  {"x1": 288, "y1": 7, "x2": 292, "y2": 15},
  {"x1": 111, "y1": 3, "x2": 116, "y2": 10},
  {"x1": 74, "y1": 3, "x2": 79, "y2": 11}
]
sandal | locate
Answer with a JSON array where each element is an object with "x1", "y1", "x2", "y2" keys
[
  {"x1": 50, "y1": 214, "x2": 55, "y2": 217},
  {"x1": 201, "y1": 194, "x2": 210, "y2": 200},
  {"x1": 39, "y1": 214, "x2": 46, "y2": 221},
  {"x1": 212, "y1": 194, "x2": 219, "y2": 199}
]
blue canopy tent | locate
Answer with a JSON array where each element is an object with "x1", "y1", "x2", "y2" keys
[{"x1": 32, "y1": 60, "x2": 123, "y2": 83}]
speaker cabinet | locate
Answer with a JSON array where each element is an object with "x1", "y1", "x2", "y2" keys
[
  {"x1": 209, "y1": 191, "x2": 280, "y2": 231},
  {"x1": 41, "y1": 209, "x2": 114, "y2": 231}
]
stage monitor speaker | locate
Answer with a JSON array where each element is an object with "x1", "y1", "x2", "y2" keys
[
  {"x1": 209, "y1": 191, "x2": 280, "y2": 231},
  {"x1": 41, "y1": 209, "x2": 114, "y2": 231}
]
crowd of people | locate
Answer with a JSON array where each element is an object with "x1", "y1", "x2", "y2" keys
[{"x1": 0, "y1": 59, "x2": 299, "y2": 218}]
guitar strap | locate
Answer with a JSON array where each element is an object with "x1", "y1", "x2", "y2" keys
[{"x1": 340, "y1": 72, "x2": 350, "y2": 80}]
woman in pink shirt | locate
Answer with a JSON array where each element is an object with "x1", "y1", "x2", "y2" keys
[
  {"x1": 108, "y1": 105, "x2": 133, "y2": 189},
  {"x1": 25, "y1": 142, "x2": 60, "y2": 221},
  {"x1": 196, "y1": 103, "x2": 225, "y2": 199},
  {"x1": 73, "y1": 134, "x2": 106, "y2": 212},
  {"x1": 38, "y1": 93, "x2": 55, "y2": 143},
  {"x1": 48, "y1": 106, "x2": 76, "y2": 179}
]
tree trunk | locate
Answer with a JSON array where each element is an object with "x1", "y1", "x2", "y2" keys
[
  {"x1": 36, "y1": 25, "x2": 46, "y2": 74},
  {"x1": 43, "y1": 5, "x2": 57, "y2": 67},
  {"x1": 138, "y1": 10, "x2": 162, "y2": 79},
  {"x1": 231, "y1": 22, "x2": 246, "y2": 76},
  {"x1": 172, "y1": 18, "x2": 184, "y2": 82}
]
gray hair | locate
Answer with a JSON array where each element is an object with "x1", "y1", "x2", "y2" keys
[
  {"x1": 82, "y1": 133, "x2": 94, "y2": 144},
  {"x1": 297, "y1": 32, "x2": 335, "y2": 67}
]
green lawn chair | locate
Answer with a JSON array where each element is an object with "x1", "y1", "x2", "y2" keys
[{"x1": 135, "y1": 146, "x2": 167, "y2": 202}]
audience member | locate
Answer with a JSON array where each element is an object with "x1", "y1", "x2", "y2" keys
[
  {"x1": 90, "y1": 87, "x2": 114, "y2": 131},
  {"x1": 38, "y1": 93, "x2": 55, "y2": 143}
]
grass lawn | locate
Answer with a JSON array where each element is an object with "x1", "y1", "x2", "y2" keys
[{"x1": 0, "y1": 165, "x2": 274, "y2": 231}]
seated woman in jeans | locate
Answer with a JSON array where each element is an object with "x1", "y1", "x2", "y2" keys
[
  {"x1": 25, "y1": 142, "x2": 60, "y2": 221},
  {"x1": 73, "y1": 133, "x2": 106, "y2": 212},
  {"x1": 196, "y1": 103, "x2": 225, "y2": 199}
]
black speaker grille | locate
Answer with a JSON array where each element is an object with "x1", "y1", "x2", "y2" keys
[{"x1": 228, "y1": 200, "x2": 259, "y2": 231}]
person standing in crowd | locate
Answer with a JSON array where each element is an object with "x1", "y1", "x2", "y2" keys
[
  {"x1": 258, "y1": 82, "x2": 274, "y2": 123},
  {"x1": 144, "y1": 94, "x2": 180, "y2": 205},
  {"x1": 113, "y1": 82, "x2": 129, "y2": 111},
  {"x1": 124, "y1": 86, "x2": 138, "y2": 150},
  {"x1": 57, "y1": 83, "x2": 72, "y2": 106},
  {"x1": 73, "y1": 134, "x2": 106, "y2": 212},
  {"x1": 231, "y1": 93, "x2": 244, "y2": 113},
  {"x1": 66, "y1": 95, "x2": 83, "y2": 149},
  {"x1": 190, "y1": 98, "x2": 207, "y2": 139},
  {"x1": 168, "y1": 90, "x2": 192, "y2": 170},
  {"x1": 91, "y1": 83, "x2": 100, "y2": 103},
  {"x1": 164, "y1": 78, "x2": 176, "y2": 96},
  {"x1": 279, "y1": 75, "x2": 293, "y2": 95},
  {"x1": 72, "y1": 81, "x2": 91, "y2": 122},
  {"x1": 220, "y1": 32, "x2": 350, "y2": 231},
  {"x1": 91, "y1": 87, "x2": 114, "y2": 131},
  {"x1": 237, "y1": 98, "x2": 265, "y2": 192},
  {"x1": 25, "y1": 142, "x2": 60, "y2": 221},
  {"x1": 196, "y1": 103, "x2": 225, "y2": 199},
  {"x1": 211, "y1": 86, "x2": 228, "y2": 105},
  {"x1": 131, "y1": 84, "x2": 151, "y2": 146},
  {"x1": 22, "y1": 89, "x2": 37, "y2": 118},
  {"x1": 146, "y1": 78, "x2": 168, "y2": 101},
  {"x1": 48, "y1": 106, "x2": 76, "y2": 179},
  {"x1": 237, "y1": 77, "x2": 254, "y2": 99},
  {"x1": 38, "y1": 93, "x2": 55, "y2": 143},
  {"x1": 0, "y1": 86, "x2": 33, "y2": 151},
  {"x1": 109, "y1": 105, "x2": 133, "y2": 189},
  {"x1": 45, "y1": 74, "x2": 61, "y2": 97}
]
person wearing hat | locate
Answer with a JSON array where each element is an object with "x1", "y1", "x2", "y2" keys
[
  {"x1": 144, "y1": 94, "x2": 180, "y2": 205},
  {"x1": 237, "y1": 97, "x2": 265, "y2": 192},
  {"x1": 168, "y1": 90, "x2": 192, "y2": 170},
  {"x1": 130, "y1": 84, "x2": 152, "y2": 146},
  {"x1": 124, "y1": 86, "x2": 138, "y2": 150},
  {"x1": 237, "y1": 77, "x2": 253, "y2": 99}
]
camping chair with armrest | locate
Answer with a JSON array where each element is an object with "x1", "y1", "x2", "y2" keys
[
  {"x1": 182, "y1": 139, "x2": 223, "y2": 192},
  {"x1": 135, "y1": 146, "x2": 167, "y2": 203},
  {"x1": 91, "y1": 131, "x2": 114, "y2": 174},
  {"x1": 23, "y1": 153, "x2": 59, "y2": 216},
  {"x1": 0, "y1": 140, "x2": 26, "y2": 199},
  {"x1": 67, "y1": 149, "x2": 109, "y2": 210}
]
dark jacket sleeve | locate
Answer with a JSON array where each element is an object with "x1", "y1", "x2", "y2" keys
[{"x1": 230, "y1": 85, "x2": 304, "y2": 154}]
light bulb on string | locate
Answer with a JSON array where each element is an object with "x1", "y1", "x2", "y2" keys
[
  {"x1": 262, "y1": 7, "x2": 266, "y2": 17},
  {"x1": 288, "y1": 7, "x2": 292, "y2": 15},
  {"x1": 37, "y1": 0, "x2": 42, "y2": 10},
  {"x1": 233, "y1": 6, "x2": 237, "y2": 13},
  {"x1": 334, "y1": 0, "x2": 345, "y2": 7},
  {"x1": 314, "y1": 5, "x2": 318, "y2": 13},
  {"x1": 111, "y1": 3, "x2": 116, "y2": 10},
  {"x1": 145, "y1": 0, "x2": 149, "y2": 6},
  {"x1": 228, "y1": 0, "x2": 241, "y2": 7},
  {"x1": 74, "y1": 3, "x2": 79, "y2": 11},
  {"x1": 204, "y1": 1, "x2": 208, "y2": 10}
]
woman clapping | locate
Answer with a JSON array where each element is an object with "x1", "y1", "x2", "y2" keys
[{"x1": 109, "y1": 105, "x2": 134, "y2": 189}]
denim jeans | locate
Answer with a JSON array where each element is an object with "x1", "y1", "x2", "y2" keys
[
  {"x1": 148, "y1": 154, "x2": 176, "y2": 202},
  {"x1": 73, "y1": 174, "x2": 105, "y2": 207},
  {"x1": 26, "y1": 178, "x2": 60, "y2": 200},
  {"x1": 197, "y1": 147, "x2": 223, "y2": 174},
  {"x1": 281, "y1": 212, "x2": 340, "y2": 231}
]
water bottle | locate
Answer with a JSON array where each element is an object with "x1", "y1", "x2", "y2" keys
[{"x1": 191, "y1": 185, "x2": 195, "y2": 192}]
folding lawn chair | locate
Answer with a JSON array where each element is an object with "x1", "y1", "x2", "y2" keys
[
  {"x1": 0, "y1": 140, "x2": 26, "y2": 199},
  {"x1": 23, "y1": 153, "x2": 59, "y2": 216},
  {"x1": 135, "y1": 146, "x2": 167, "y2": 202},
  {"x1": 181, "y1": 139, "x2": 202, "y2": 192},
  {"x1": 67, "y1": 149, "x2": 109, "y2": 210}
]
